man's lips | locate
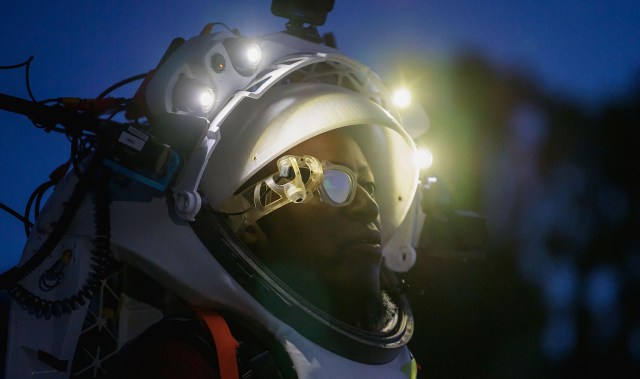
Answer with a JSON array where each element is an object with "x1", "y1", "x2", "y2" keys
[
  {"x1": 357, "y1": 229, "x2": 382, "y2": 246},
  {"x1": 344, "y1": 228, "x2": 383, "y2": 260}
]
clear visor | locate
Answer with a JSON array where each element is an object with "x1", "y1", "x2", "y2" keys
[{"x1": 230, "y1": 155, "x2": 357, "y2": 225}]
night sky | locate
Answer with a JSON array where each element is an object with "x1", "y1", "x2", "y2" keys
[{"x1": 1, "y1": 1, "x2": 639, "y2": 272}]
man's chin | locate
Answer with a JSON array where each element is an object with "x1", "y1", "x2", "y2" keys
[
  {"x1": 333, "y1": 290, "x2": 397, "y2": 332},
  {"x1": 330, "y1": 260, "x2": 381, "y2": 297},
  {"x1": 343, "y1": 242, "x2": 383, "y2": 264},
  {"x1": 269, "y1": 261, "x2": 387, "y2": 329}
]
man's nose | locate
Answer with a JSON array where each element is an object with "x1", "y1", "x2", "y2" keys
[{"x1": 347, "y1": 184, "x2": 379, "y2": 222}]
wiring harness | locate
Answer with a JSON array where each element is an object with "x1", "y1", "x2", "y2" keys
[
  {"x1": 10, "y1": 168, "x2": 118, "y2": 318},
  {"x1": 0, "y1": 56, "x2": 146, "y2": 316}
]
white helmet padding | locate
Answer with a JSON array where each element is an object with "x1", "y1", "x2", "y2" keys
[{"x1": 200, "y1": 82, "x2": 418, "y2": 244}]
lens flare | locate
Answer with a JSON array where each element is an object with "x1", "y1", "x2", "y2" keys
[
  {"x1": 415, "y1": 149, "x2": 433, "y2": 170},
  {"x1": 199, "y1": 88, "x2": 215, "y2": 111},
  {"x1": 392, "y1": 87, "x2": 412, "y2": 109},
  {"x1": 246, "y1": 44, "x2": 262, "y2": 66}
]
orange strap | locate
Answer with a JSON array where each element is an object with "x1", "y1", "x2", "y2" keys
[{"x1": 194, "y1": 308, "x2": 240, "y2": 379}]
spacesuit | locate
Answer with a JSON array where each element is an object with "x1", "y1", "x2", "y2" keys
[{"x1": 4, "y1": 23, "x2": 423, "y2": 379}]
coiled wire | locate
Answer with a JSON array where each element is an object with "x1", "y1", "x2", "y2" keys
[{"x1": 10, "y1": 169, "x2": 116, "y2": 319}]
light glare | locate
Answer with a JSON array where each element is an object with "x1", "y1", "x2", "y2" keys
[
  {"x1": 199, "y1": 89, "x2": 214, "y2": 111},
  {"x1": 415, "y1": 149, "x2": 433, "y2": 170},
  {"x1": 246, "y1": 45, "x2": 262, "y2": 66},
  {"x1": 393, "y1": 88, "x2": 412, "y2": 109}
]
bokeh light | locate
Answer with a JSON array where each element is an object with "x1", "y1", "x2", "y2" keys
[
  {"x1": 414, "y1": 148, "x2": 433, "y2": 170},
  {"x1": 392, "y1": 87, "x2": 412, "y2": 109}
]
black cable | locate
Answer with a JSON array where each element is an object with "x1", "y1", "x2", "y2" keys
[
  {"x1": 0, "y1": 56, "x2": 39, "y2": 102},
  {"x1": 23, "y1": 186, "x2": 38, "y2": 235},
  {"x1": 0, "y1": 202, "x2": 33, "y2": 228},
  {"x1": 32, "y1": 98, "x2": 82, "y2": 133},
  {"x1": 69, "y1": 133, "x2": 98, "y2": 181},
  {"x1": 97, "y1": 73, "x2": 147, "y2": 99},
  {"x1": 70, "y1": 135, "x2": 85, "y2": 180},
  {"x1": 106, "y1": 103, "x2": 130, "y2": 121},
  {"x1": 37, "y1": 98, "x2": 62, "y2": 105},
  {"x1": 24, "y1": 180, "x2": 56, "y2": 236},
  {"x1": 0, "y1": 56, "x2": 33, "y2": 70},
  {"x1": 213, "y1": 22, "x2": 238, "y2": 35},
  {"x1": 0, "y1": 57, "x2": 40, "y2": 115},
  {"x1": 34, "y1": 180, "x2": 56, "y2": 220},
  {"x1": 24, "y1": 56, "x2": 37, "y2": 102},
  {"x1": 0, "y1": 92, "x2": 109, "y2": 136},
  {"x1": 201, "y1": 22, "x2": 239, "y2": 36}
]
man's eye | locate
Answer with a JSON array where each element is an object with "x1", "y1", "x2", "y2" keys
[{"x1": 361, "y1": 182, "x2": 376, "y2": 197}]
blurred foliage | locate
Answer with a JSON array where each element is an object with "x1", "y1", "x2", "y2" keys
[{"x1": 401, "y1": 53, "x2": 640, "y2": 378}]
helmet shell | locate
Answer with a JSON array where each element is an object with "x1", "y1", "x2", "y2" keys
[{"x1": 200, "y1": 81, "x2": 418, "y2": 244}]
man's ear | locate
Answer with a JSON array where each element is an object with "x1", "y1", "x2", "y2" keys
[{"x1": 239, "y1": 222, "x2": 268, "y2": 248}]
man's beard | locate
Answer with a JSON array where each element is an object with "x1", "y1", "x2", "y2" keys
[
  {"x1": 359, "y1": 290, "x2": 398, "y2": 332},
  {"x1": 335, "y1": 289, "x2": 398, "y2": 332},
  {"x1": 257, "y1": 260, "x2": 397, "y2": 332}
]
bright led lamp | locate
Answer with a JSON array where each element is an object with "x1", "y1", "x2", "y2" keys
[
  {"x1": 392, "y1": 87, "x2": 412, "y2": 109},
  {"x1": 199, "y1": 90, "x2": 215, "y2": 110},
  {"x1": 224, "y1": 38, "x2": 263, "y2": 76},
  {"x1": 414, "y1": 148, "x2": 433, "y2": 170},
  {"x1": 245, "y1": 44, "x2": 262, "y2": 67},
  {"x1": 172, "y1": 77, "x2": 215, "y2": 114}
]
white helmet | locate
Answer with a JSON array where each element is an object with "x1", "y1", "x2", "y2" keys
[
  {"x1": 4, "y1": 24, "x2": 423, "y2": 377},
  {"x1": 141, "y1": 26, "x2": 420, "y2": 361},
  {"x1": 143, "y1": 28, "x2": 418, "y2": 245},
  {"x1": 146, "y1": 26, "x2": 418, "y2": 363}
]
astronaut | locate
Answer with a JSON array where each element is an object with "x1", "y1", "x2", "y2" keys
[
  {"x1": 4, "y1": 14, "x2": 423, "y2": 379},
  {"x1": 116, "y1": 124, "x2": 417, "y2": 378}
]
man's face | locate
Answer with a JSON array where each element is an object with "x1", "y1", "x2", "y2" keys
[{"x1": 242, "y1": 129, "x2": 383, "y2": 325}]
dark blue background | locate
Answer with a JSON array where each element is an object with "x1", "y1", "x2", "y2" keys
[
  {"x1": 2, "y1": 0, "x2": 639, "y2": 271},
  {"x1": 2, "y1": 1, "x2": 640, "y2": 376}
]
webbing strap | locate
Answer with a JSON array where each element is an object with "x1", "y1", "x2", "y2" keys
[{"x1": 194, "y1": 308, "x2": 240, "y2": 379}]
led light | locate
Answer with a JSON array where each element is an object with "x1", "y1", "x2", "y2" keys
[
  {"x1": 172, "y1": 77, "x2": 215, "y2": 114},
  {"x1": 223, "y1": 38, "x2": 262, "y2": 76},
  {"x1": 199, "y1": 89, "x2": 214, "y2": 111},
  {"x1": 245, "y1": 44, "x2": 262, "y2": 66},
  {"x1": 415, "y1": 148, "x2": 433, "y2": 170},
  {"x1": 392, "y1": 87, "x2": 412, "y2": 109}
]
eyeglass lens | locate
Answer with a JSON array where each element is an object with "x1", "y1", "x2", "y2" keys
[{"x1": 322, "y1": 169, "x2": 352, "y2": 203}]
